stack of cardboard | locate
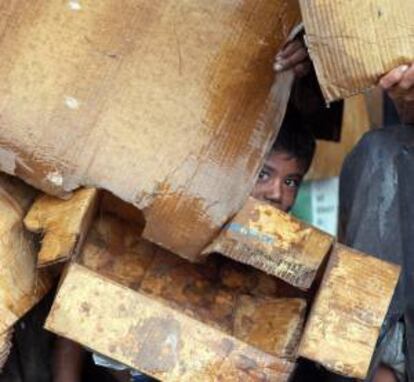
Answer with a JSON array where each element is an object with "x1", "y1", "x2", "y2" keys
[
  {"x1": 0, "y1": 0, "x2": 407, "y2": 380},
  {"x1": 0, "y1": 178, "x2": 399, "y2": 381}
]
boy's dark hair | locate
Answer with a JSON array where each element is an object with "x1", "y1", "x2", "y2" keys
[{"x1": 273, "y1": 110, "x2": 316, "y2": 171}]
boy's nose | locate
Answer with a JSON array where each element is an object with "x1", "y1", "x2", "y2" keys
[{"x1": 264, "y1": 178, "x2": 283, "y2": 204}]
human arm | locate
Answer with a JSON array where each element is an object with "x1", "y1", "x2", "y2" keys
[
  {"x1": 109, "y1": 370, "x2": 131, "y2": 382},
  {"x1": 52, "y1": 337, "x2": 86, "y2": 382},
  {"x1": 274, "y1": 37, "x2": 322, "y2": 114},
  {"x1": 274, "y1": 35, "x2": 343, "y2": 140}
]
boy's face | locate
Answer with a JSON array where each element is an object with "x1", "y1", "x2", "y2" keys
[{"x1": 251, "y1": 150, "x2": 306, "y2": 212}]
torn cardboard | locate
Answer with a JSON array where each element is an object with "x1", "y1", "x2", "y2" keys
[
  {"x1": 205, "y1": 197, "x2": 333, "y2": 290},
  {"x1": 300, "y1": 0, "x2": 414, "y2": 102},
  {"x1": 0, "y1": 329, "x2": 12, "y2": 372},
  {"x1": 45, "y1": 214, "x2": 306, "y2": 381},
  {"x1": 0, "y1": 0, "x2": 300, "y2": 260},
  {"x1": 299, "y1": 244, "x2": 400, "y2": 379},
  {"x1": 46, "y1": 263, "x2": 295, "y2": 382},
  {"x1": 24, "y1": 188, "x2": 99, "y2": 267},
  {"x1": 0, "y1": 174, "x2": 52, "y2": 334}
]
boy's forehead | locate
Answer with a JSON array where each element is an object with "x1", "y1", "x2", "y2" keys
[{"x1": 265, "y1": 150, "x2": 306, "y2": 174}]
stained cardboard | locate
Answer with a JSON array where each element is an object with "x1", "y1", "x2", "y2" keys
[
  {"x1": 46, "y1": 263, "x2": 295, "y2": 382},
  {"x1": 0, "y1": 0, "x2": 300, "y2": 260},
  {"x1": 0, "y1": 174, "x2": 51, "y2": 334},
  {"x1": 24, "y1": 188, "x2": 99, "y2": 267},
  {"x1": 300, "y1": 0, "x2": 414, "y2": 102},
  {"x1": 299, "y1": 244, "x2": 400, "y2": 379},
  {"x1": 205, "y1": 197, "x2": 333, "y2": 290},
  {"x1": 45, "y1": 214, "x2": 305, "y2": 380},
  {"x1": 0, "y1": 329, "x2": 12, "y2": 371}
]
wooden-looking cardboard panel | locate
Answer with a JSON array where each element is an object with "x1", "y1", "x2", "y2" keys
[
  {"x1": 233, "y1": 296, "x2": 306, "y2": 359},
  {"x1": 205, "y1": 197, "x2": 333, "y2": 290},
  {"x1": 300, "y1": 0, "x2": 414, "y2": 102},
  {"x1": 0, "y1": 174, "x2": 51, "y2": 334},
  {"x1": 42, "y1": 203, "x2": 401, "y2": 380},
  {"x1": 0, "y1": 0, "x2": 300, "y2": 260},
  {"x1": 76, "y1": 214, "x2": 306, "y2": 361},
  {"x1": 46, "y1": 263, "x2": 295, "y2": 382},
  {"x1": 299, "y1": 244, "x2": 400, "y2": 379},
  {"x1": 0, "y1": 329, "x2": 12, "y2": 372},
  {"x1": 24, "y1": 188, "x2": 99, "y2": 267}
]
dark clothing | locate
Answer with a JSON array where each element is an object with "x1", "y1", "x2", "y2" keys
[
  {"x1": 339, "y1": 125, "x2": 414, "y2": 382},
  {"x1": 0, "y1": 292, "x2": 55, "y2": 382},
  {"x1": 290, "y1": 70, "x2": 344, "y2": 142}
]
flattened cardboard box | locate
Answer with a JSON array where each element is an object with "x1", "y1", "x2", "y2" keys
[
  {"x1": 45, "y1": 215, "x2": 303, "y2": 381},
  {"x1": 0, "y1": 0, "x2": 300, "y2": 261},
  {"x1": 46, "y1": 264, "x2": 295, "y2": 382},
  {"x1": 300, "y1": 0, "x2": 414, "y2": 102},
  {"x1": 44, "y1": 212, "x2": 401, "y2": 380}
]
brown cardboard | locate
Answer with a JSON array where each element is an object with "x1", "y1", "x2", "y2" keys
[
  {"x1": 0, "y1": 174, "x2": 52, "y2": 334},
  {"x1": 45, "y1": 214, "x2": 306, "y2": 380},
  {"x1": 299, "y1": 244, "x2": 400, "y2": 379},
  {"x1": 0, "y1": 0, "x2": 300, "y2": 261},
  {"x1": 45, "y1": 214, "x2": 401, "y2": 379},
  {"x1": 46, "y1": 263, "x2": 295, "y2": 382},
  {"x1": 300, "y1": 0, "x2": 414, "y2": 102},
  {"x1": 24, "y1": 188, "x2": 99, "y2": 267},
  {"x1": 205, "y1": 197, "x2": 333, "y2": 290},
  {"x1": 0, "y1": 329, "x2": 12, "y2": 371}
]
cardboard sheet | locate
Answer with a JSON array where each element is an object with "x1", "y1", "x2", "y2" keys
[
  {"x1": 0, "y1": 0, "x2": 300, "y2": 260},
  {"x1": 45, "y1": 215, "x2": 304, "y2": 381},
  {"x1": 205, "y1": 197, "x2": 333, "y2": 290},
  {"x1": 46, "y1": 264, "x2": 295, "y2": 382},
  {"x1": 300, "y1": 0, "x2": 414, "y2": 102},
  {"x1": 0, "y1": 174, "x2": 51, "y2": 334},
  {"x1": 299, "y1": 244, "x2": 400, "y2": 379}
]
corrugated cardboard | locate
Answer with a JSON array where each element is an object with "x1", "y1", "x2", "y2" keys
[
  {"x1": 44, "y1": 211, "x2": 401, "y2": 380},
  {"x1": 0, "y1": 329, "x2": 12, "y2": 372},
  {"x1": 299, "y1": 244, "x2": 400, "y2": 379},
  {"x1": 46, "y1": 263, "x2": 295, "y2": 382},
  {"x1": 45, "y1": 215, "x2": 304, "y2": 381},
  {"x1": 300, "y1": 0, "x2": 414, "y2": 102},
  {"x1": 24, "y1": 188, "x2": 99, "y2": 267},
  {"x1": 0, "y1": 1, "x2": 300, "y2": 260},
  {"x1": 204, "y1": 197, "x2": 333, "y2": 290},
  {"x1": 0, "y1": 174, "x2": 51, "y2": 334}
]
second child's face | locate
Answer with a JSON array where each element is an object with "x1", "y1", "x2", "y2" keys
[{"x1": 251, "y1": 150, "x2": 306, "y2": 212}]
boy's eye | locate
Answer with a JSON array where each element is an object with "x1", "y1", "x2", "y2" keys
[
  {"x1": 258, "y1": 170, "x2": 271, "y2": 182},
  {"x1": 284, "y1": 178, "x2": 300, "y2": 188}
]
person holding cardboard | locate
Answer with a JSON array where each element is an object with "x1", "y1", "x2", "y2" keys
[
  {"x1": 52, "y1": 32, "x2": 414, "y2": 382},
  {"x1": 275, "y1": 39, "x2": 414, "y2": 125},
  {"x1": 52, "y1": 104, "x2": 317, "y2": 382},
  {"x1": 275, "y1": 32, "x2": 414, "y2": 382}
]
